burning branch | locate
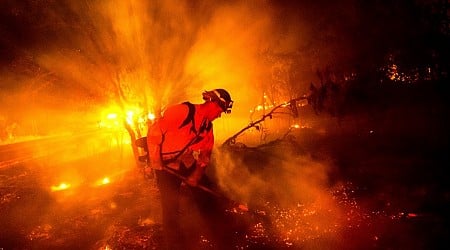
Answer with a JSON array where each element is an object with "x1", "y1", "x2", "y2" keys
[{"x1": 221, "y1": 96, "x2": 308, "y2": 148}]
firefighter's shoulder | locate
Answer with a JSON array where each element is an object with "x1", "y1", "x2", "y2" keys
[{"x1": 161, "y1": 103, "x2": 190, "y2": 127}]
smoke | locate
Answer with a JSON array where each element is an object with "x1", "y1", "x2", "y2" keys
[
  {"x1": 0, "y1": 2, "x2": 376, "y2": 246},
  {"x1": 213, "y1": 142, "x2": 335, "y2": 207},
  {"x1": 208, "y1": 137, "x2": 351, "y2": 246},
  {"x1": 0, "y1": 0, "x2": 355, "y2": 196},
  {"x1": 185, "y1": 2, "x2": 276, "y2": 104},
  {"x1": 1, "y1": 0, "x2": 350, "y2": 205},
  {"x1": 0, "y1": 0, "x2": 368, "y2": 151},
  {"x1": 1, "y1": 0, "x2": 357, "y2": 136}
]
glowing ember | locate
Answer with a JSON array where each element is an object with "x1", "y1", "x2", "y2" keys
[
  {"x1": 96, "y1": 177, "x2": 111, "y2": 186},
  {"x1": 107, "y1": 113, "x2": 118, "y2": 119},
  {"x1": 147, "y1": 113, "x2": 155, "y2": 121},
  {"x1": 238, "y1": 203, "x2": 249, "y2": 212},
  {"x1": 28, "y1": 224, "x2": 52, "y2": 241},
  {"x1": 51, "y1": 182, "x2": 71, "y2": 192}
]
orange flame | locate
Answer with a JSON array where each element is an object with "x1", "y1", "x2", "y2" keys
[
  {"x1": 51, "y1": 182, "x2": 71, "y2": 192},
  {"x1": 95, "y1": 177, "x2": 111, "y2": 186}
]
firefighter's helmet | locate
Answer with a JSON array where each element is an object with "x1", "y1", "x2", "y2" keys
[{"x1": 202, "y1": 89, "x2": 233, "y2": 113}]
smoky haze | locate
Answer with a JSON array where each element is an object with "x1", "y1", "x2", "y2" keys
[
  {"x1": 1, "y1": 1, "x2": 449, "y2": 248},
  {"x1": 0, "y1": 0, "x2": 364, "y2": 139},
  {"x1": 0, "y1": 0, "x2": 364, "y2": 225},
  {"x1": 0, "y1": 0, "x2": 366, "y2": 224}
]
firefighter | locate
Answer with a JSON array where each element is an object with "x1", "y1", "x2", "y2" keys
[{"x1": 146, "y1": 88, "x2": 233, "y2": 250}]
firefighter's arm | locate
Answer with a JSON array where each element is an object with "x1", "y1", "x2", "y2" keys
[{"x1": 186, "y1": 129, "x2": 214, "y2": 186}]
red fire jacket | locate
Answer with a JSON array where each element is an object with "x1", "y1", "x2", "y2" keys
[{"x1": 146, "y1": 102, "x2": 214, "y2": 171}]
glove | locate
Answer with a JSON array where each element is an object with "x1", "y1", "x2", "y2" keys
[
  {"x1": 186, "y1": 165, "x2": 205, "y2": 187},
  {"x1": 149, "y1": 158, "x2": 163, "y2": 170}
]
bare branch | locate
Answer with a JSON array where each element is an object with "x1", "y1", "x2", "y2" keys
[{"x1": 221, "y1": 96, "x2": 308, "y2": 148}]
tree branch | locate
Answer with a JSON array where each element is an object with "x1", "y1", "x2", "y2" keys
[{"x1": 221, "y1": 96, "x2": 308, "y2": 148}]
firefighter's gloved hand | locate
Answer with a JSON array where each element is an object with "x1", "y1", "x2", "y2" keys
[
  {"x1": 186, "y1": 165, "x2": 205, "y2": 187},
  {"x1": 186, "y1": 176, "x2": 200, "y2": 187},
  {"x1": 150, "y1": 159, "x2": 163, "y2": 170}
]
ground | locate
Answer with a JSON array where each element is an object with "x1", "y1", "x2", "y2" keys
[{"x1": 1, "y1": 105, "x2": 449, "y2": 249}]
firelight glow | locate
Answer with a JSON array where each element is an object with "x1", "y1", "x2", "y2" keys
[
  {"x1": 147, "y1": 113, "x2": 156, "y2": 121},
  {"x1": 96, "y1": 177, "x2": 111, "y2": 186},
  {"x1": 51, "y1": 182, "x2": 71, "y2": 192},
  {"x1": 107, "y1": 113, "x2": 118, "y2": 120}
]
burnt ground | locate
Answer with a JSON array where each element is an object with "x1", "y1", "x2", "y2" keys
[{"x1": 1, "y1": 99, "x2": 449, "y2": 249}]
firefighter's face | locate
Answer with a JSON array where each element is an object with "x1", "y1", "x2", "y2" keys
[{"x1": 208, "y1": 101, "x2": 224, "y2": 121}]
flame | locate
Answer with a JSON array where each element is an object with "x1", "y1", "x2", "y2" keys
[
  {"x1": 106, "y1": 113, "x2": 118, "y2": 119},
  {"x1": 147, "y1": 113, "x2": 155, "y2": 121},
  {"x1": 407, "y1": 213, "x2": 418, "y2": 218},
  {"x1": 51, "y1": 182, "x2": 71, "y2": 192},
  {"x1": 125, "y1": 110, "x2": 134, "y2": 125},
  {"x1": 95, "y1": 177, "x2": 111, "y2": 186},
  {"x1": 98, "y1": 105, "x2": 151, "y2": 135}
]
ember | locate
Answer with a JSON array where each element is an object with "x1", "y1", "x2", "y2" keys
[
  {"x1": 95, "y1": 177, "x2": 111, "y2": 186},
  {"x1": 51, "y1": 182, "x2": 71, "y2": 192}
]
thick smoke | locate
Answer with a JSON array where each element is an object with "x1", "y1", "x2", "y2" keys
[
  {"x1": 1, "y1": 0, "x2": 361, "y2": 136},
  {"x1": 0, "y1": 1, "x2": 375, "y2": 246},
  {"x1": 1, "y1": 0, "x2": 345, "y2": 205}
]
